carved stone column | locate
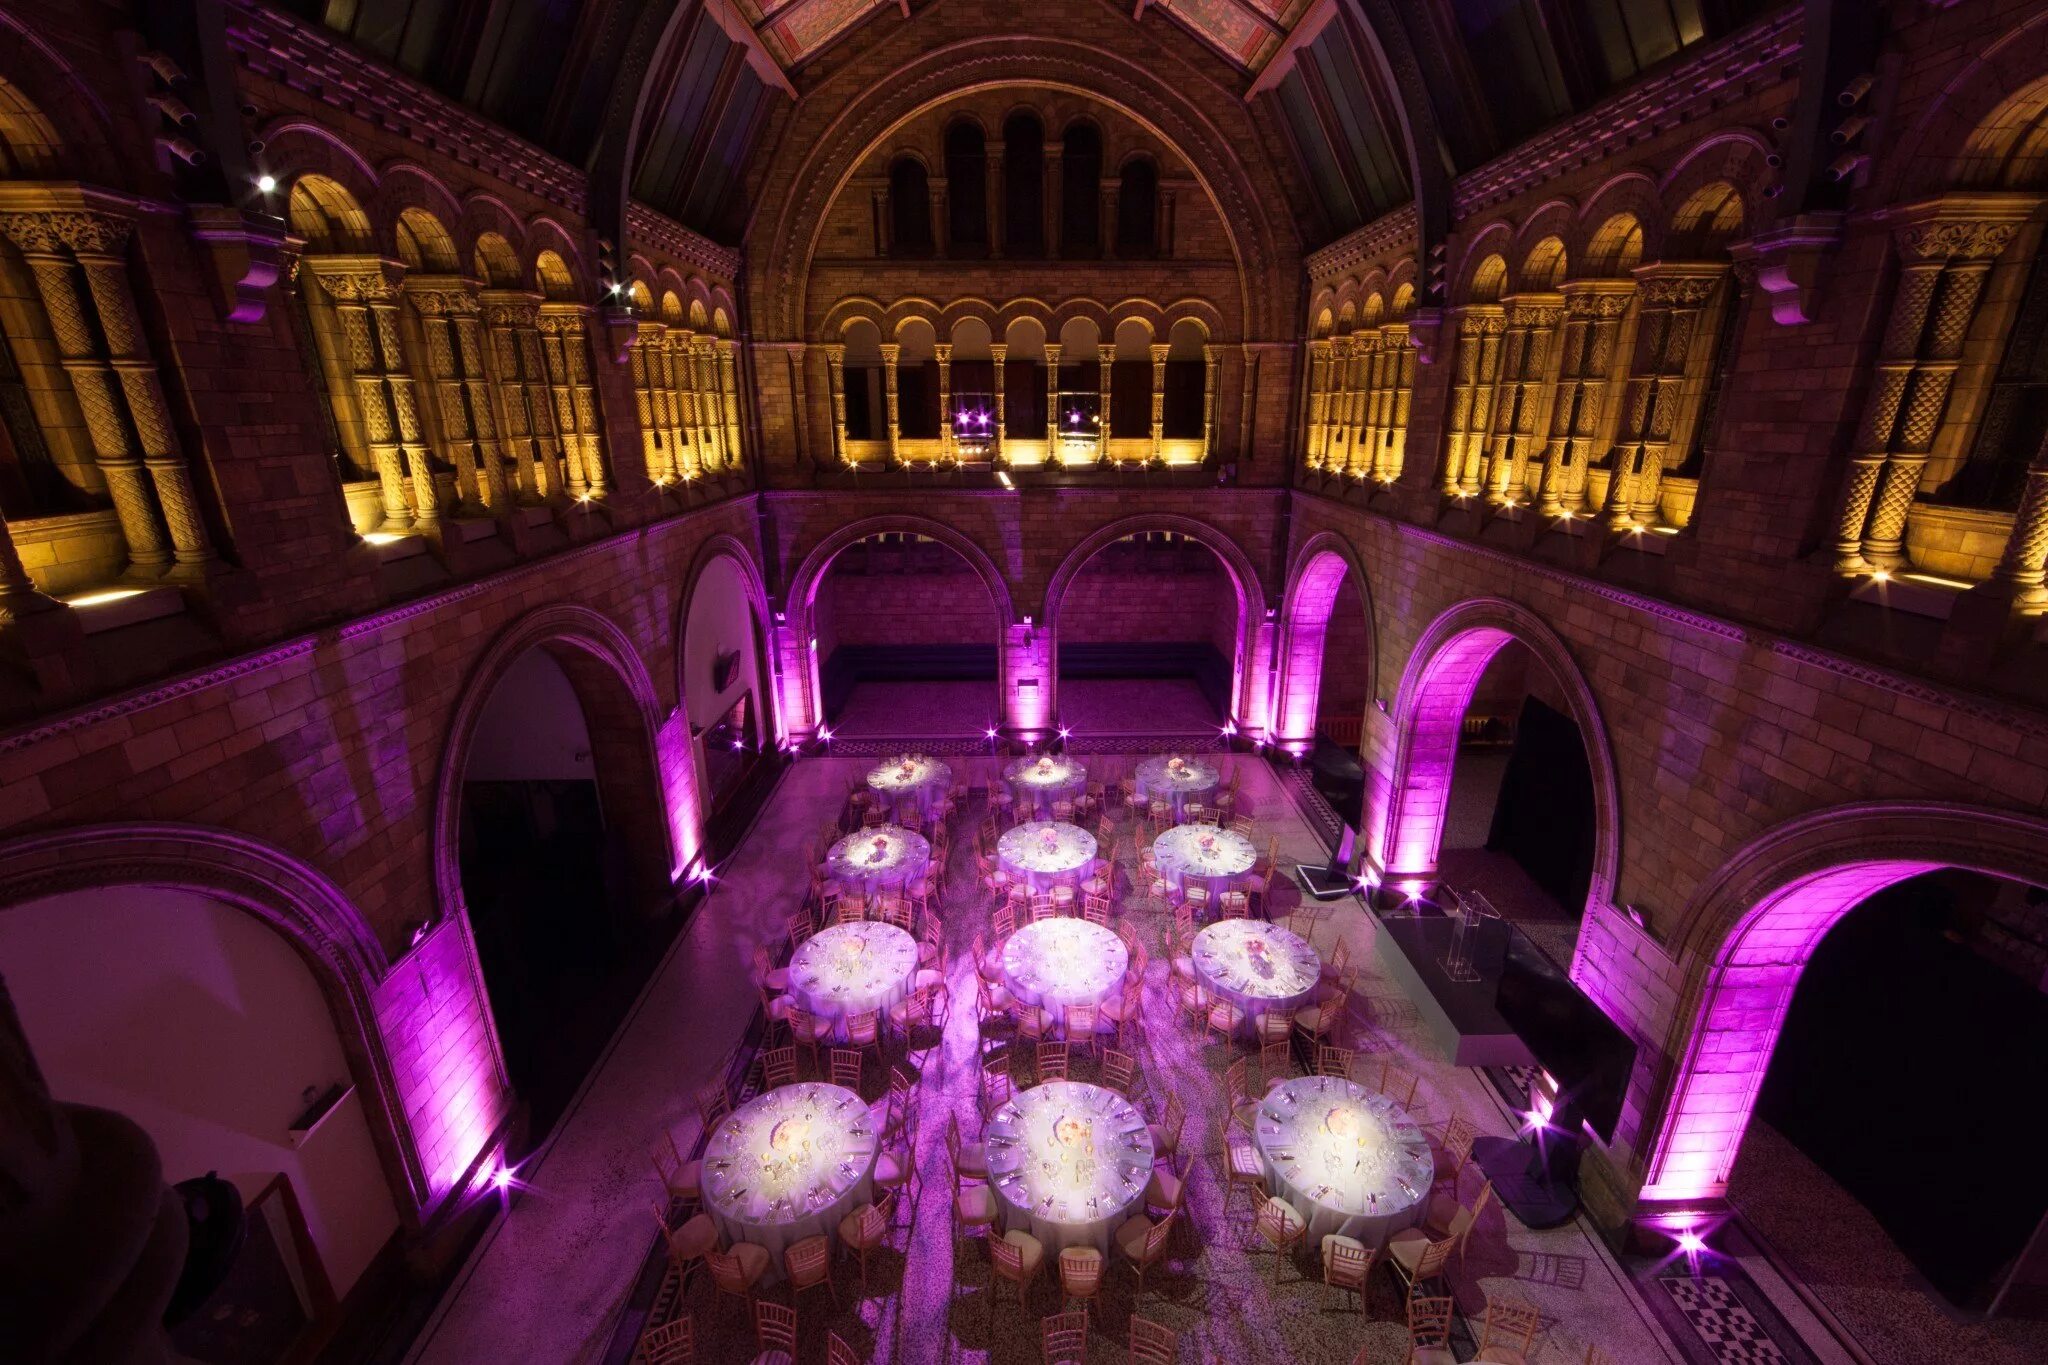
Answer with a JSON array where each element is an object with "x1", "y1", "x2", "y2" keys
[
  {"x1": 1305, "y1": 338, "x2": 1333, "y2": 470},
  {"x1": 1096, "y1": 343, "x2": 1113, "y2": 462},
  {"x1": 692, "y1": 337, "x2": 724, "y2": 472},
  {"x1": 1539, "y1": 279, "x2": 1633, "y2": 516},
  {"x1": 1833, "y1": 202, "x2": 2027, "y2": 571},
  {"x1": 1358, "y1": 332, "x2": 1388, "y2": 478},
  {"x1": 1044, "y1": 342, "x2": 1062, "y2": 446},
  {"x1": 483, "y1": 293, "x2": 562, "y2": 502},
  {"x1": 0, "y1": 508, "x2": 64, "y2": 617},
  {"x1": 823, "y1": 342, "x2": 848, "y2": 465},
  {"x1": 408, "y1": 278, "x2": 511, "y2": 513},
  {"x1": 1604, "y1": 265, "x2": 1720, "y2": 528},
  {"x1": 1377, "y1": 323, "x2": 1413, "y2": 482},
  {"x1": 880, "y1": 341, "x2": 901, "y2": 465},
  {"x1": 935, "y1": 342, "x2": 954, "y2": 457},
  {"x1": 1149, "y1": 341, "x2": 1168, "y2": 461},
  {"x1": 1485, "y1": 295, "x2": 1563, "y2": 505},
  {"x1": 630, "y1": 322, "x2": 672, "y2": 482},
  {"x1": 1990, "y1": 425, "x2": 2048, "y2": 605},
  {"x1": 1443, "y1": 306, "x2": 1504, "y2": 498},
  {"x1": 3, "y1": 214, "x2": 170, "y2": 571},
  {"x1": 989, "y1": 341, "x2": 1007, "y2": 463},
  {"x1": 66, "y1": 215, "x2": 221, "y2": 573},
  {"x1": 716, "y1": 339, "x2": 742, "y2": 467},
  {"x1": 539, "y1": 305, "x2": 603, "y2": 497},
  {"x1": 1325, "y1": 337, "x2": 1354, "y2": 475},
  {"x1": 305, "y1": 258, "x2": 416, "y2": 530},
  {"x1": 1202, "y1": 344, "x2": 1220, "y2": 458},
  {"x1": 668, "y1": 331, "x2": 700, "y2": 475}
]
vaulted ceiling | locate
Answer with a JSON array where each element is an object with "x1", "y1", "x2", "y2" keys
[{"x1": 282, "y1": 0, "x2": 1786, "y2": 247}]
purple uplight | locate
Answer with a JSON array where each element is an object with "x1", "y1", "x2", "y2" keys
[
  {"x1": 491, "y1": 1162, "x2": 515, "y2": 1192},
  {"x1": 985, "y1": 726, "x2": 999, "y2": 740},
  {"x1": 1675, "y1": 1228, "x2": 1707, "y2": 1255}
]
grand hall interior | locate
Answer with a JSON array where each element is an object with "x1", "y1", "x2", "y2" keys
[{"x1": 1, "y1": 1, "x2": 2047, "y2": 1363}]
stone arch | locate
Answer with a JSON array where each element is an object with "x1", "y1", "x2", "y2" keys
[
  {"x1": 1042, "y1": 513, "x2": 1270, "y2": 734},
  {"x1": 1659, "y1": 131, "x2": 1772, "y2": 235},
  {"x1": 1882, "y1": 9, "x2": 2048, "y2": 201},
  {"x1": 393, "y1": 205, "x2": 460, "y2": 274},
  {"x1": 260, "y1": 119, "x2": 381, "y2": 203},
  {"x1": 287, "y1": 173, "x2": 376, "y2": 254},
  {"x1": 1271, "y1": 532, "x2": 1377, "y2": 753},
  {"x1": 748, "y1": 43, "x2": 1296, "y2": 342},
  {"x1": 0, "y1": 8, "x2": 124, "y2": 187},
  {"x1": 472, "y1": 232, "x2": 523, "y2": 288},
  {"x1": 1376, "y1": 597, "x2": 1620, "y2": 919},
  {"x1": 1455, "y1": 221, "x2": 1515, "y2": 301},
  {"x1": 431, "y1": 604, "x2": 672, "y2": 925},
  {"x1": 1641, "y1": 801, "x2": 2048, "y2": 1202},
  {"x1": 526, "y1": 217, "x2": 587, "y2": 294},
  {"x1": 784, "y1": 515, "x2": 1016, "y2": 738},
  {"x1": 1575, "y1": 172, "x2": 1666, "y2": 265},
  {"x1": 376, "y1": 164, "x2": 467, "y2": 264},
  {"x1": 0, "y1": 822, "x2": 432, "y2": 1211}
]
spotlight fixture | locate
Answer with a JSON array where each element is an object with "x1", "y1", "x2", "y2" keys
[
  {"x1": 1676, "y1": 1228, "x2": 1706, "y2": 1255},
  {"x1": 491, "y1": 1163, "x2": 514, "y2": 1192},
  {"x1": 255, "y1": 173, "x2": 276, "y2": 194}
]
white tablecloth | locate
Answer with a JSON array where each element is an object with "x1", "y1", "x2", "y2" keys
[
  {"x1": 1153, "y1": 825, "x2": 1257, "y2": 900},
  {"x1": 1003, "y1": 754, "x2": 1088, "y2": 817},
  {"x1": 824, "y1": 825, "x2": 931, "y2": 899},
  {"x1": 1252, "y1": 1076, "x2": 1432, "y2": 1248},
  {"x1": 866, "y1": 755, "x2": 952, "y2": 823},
  {"x1": 787, "y1": 921, "x2": 919, "y2": 1041},
  {"x1": 1134, "y1": 755, "x2": 1220, "y2": 820},
  {"x1": 1001, "y1": 918, "x2": 1128, "y2": 1016},
  {"x1": 701, "y1": 1082, "x2": 879, "y2": 1283},
  {"x1": 1191, "y1": 920, "x2": 1321, "y2": 1039},
  {"x1": 987, "y1": 1081, "x2": 1155, "y2": 1256},
  {"x1": 997, "y1": 820, "x2": 1097, "y2": 891}
]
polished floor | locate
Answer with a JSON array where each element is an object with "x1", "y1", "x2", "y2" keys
[{"x1": 408, "y1": 756, "x2": 1692, "y2": 1364}]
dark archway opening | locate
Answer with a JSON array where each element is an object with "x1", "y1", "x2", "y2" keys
[
  {"x1": 457, "y1": 646, "x2": 674, "y2": 1148},
  {"x1": 1305, "y1": 566, "x2": 1372, "y2": 828},
  {"x1": 1002, "y1": 112, "x2": 1045, "y2": 257},
  {"x1": 1060, "y1": 121, "x2": 1101, "y2": 256},
  {"x1": 1732, "y1": 869, "x2": 2048, "y2": 1314},
  {"x1": 945, "y1": 119, "x2": 988, "y2": 254},
  {"x1": 1055, "y1": 531, "x2": 1234, "y2": 737},
  {"x1": 1436, "y1": 639, "x2": 1594, "y2": 966},
  {"x1": 812, "y1": 532, "x2": 1001, "y2": 739}
]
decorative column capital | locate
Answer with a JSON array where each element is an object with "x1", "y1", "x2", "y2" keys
[
  {"x1": 1884, "y1": 193, "x2": 2040, "y2": 262},
  {"x1": 1631, "y1": 262, "x2": 1726, "y2": 307},
  {"x1": 304, "y1": 255, "x2": 405, "y2": 302},
  {"x1": 401, "y1": 274, "x2": 481, "y2": 317},
  {"x1": 822, "y1": 342, "x2": 846, "y2": 363},
  {"x1": 1560, "y1": 278, "x2": 1636, "y2": 317},
  {"x1": 1149, "y1": 342, "x2": 1170, "y2": 364},
  {"x1": 933, "y1": 342, "x2": 952, "y2": 363}
]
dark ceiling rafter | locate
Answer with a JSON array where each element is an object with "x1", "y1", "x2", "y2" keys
[
  {"x1": 1332, "y1": 0, "x2": 1452, "y2": 299},
  {"x1": 586, "y1": 0, "x2": 702, "y2": 281}
]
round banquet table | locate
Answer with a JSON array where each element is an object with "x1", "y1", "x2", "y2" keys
[
  {"x1": 1001, "y1": 918, "x2": 1129, "y2": 1018},
  {"x1": 1152, "y1": 824, "x2": 1258, "y2": 901},
  {"x1": 1003, "y1": 753, "x2": 1088, "y2": 818},
  {"x1": 1191, "y1": 919, "x2": 1321, "y2": 1040},
  {"x1": 865, "y1": 754, "x2": 952, "y2": 823},
  {"x1": 700, "y1": 1082, "x2": 880, "y2": 1284},
  {"x1": 996, "y1": 820, "x2": 1098, "y2": 891},
  {"x1": 823, "y1": 825, "x2": 931, "y2": 900},
  {"x1": 786, "y1": 921, "x2": 919, "y2": 1041},
  {"x1": 1134, "y1": 755, "x2": 1221, "y2": 821},
  {"x1": 986, "y1": 1081, "x2": 1156, "y2": 1256},
  {"x1": 1252, "y1": 1075, "x2": 1433, "y2": 1248}
]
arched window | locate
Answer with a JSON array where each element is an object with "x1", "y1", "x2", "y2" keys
[
  {"x1": 944, "y1": 120, "x2": 988, "y2": 254},
  {"x1": 1060, "y1": 121, "x2": 1102, "y2": 257},
  {"x1": 1002, "y1": 112, "x2": 1045, "y2": 257},
  {"x1": 1115, "y1": 158, "x2": 1158, "y2": 257},
  {"x1": 1946, "y1": 247, "x2": 2048, "y2": 510},
  {"x1": 887, "y1": 157, "x2": 933, "y2": 258}
]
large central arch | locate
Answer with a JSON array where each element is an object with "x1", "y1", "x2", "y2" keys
[
  {"x1": 1640, "y1": 801, "x2": 2048, "y2": 1204},
  {"x1": 782, "y1": 515, "x2": 1016, "y2": 740},
  {"x1": 1041, "y1": 513, "x2": 1271, "y2": 737},
  {"x1": 1374, "y1": 597, "x2": 1620, "y2": 922}
]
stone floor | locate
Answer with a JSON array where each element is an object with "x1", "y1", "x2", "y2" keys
[
  {"x1": 407, "y1": 754, "x2": 1687, "y2": 1364},
  {"x1": 1729, "y1": 1123, "x2": 2048, "y2": 1365}
]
